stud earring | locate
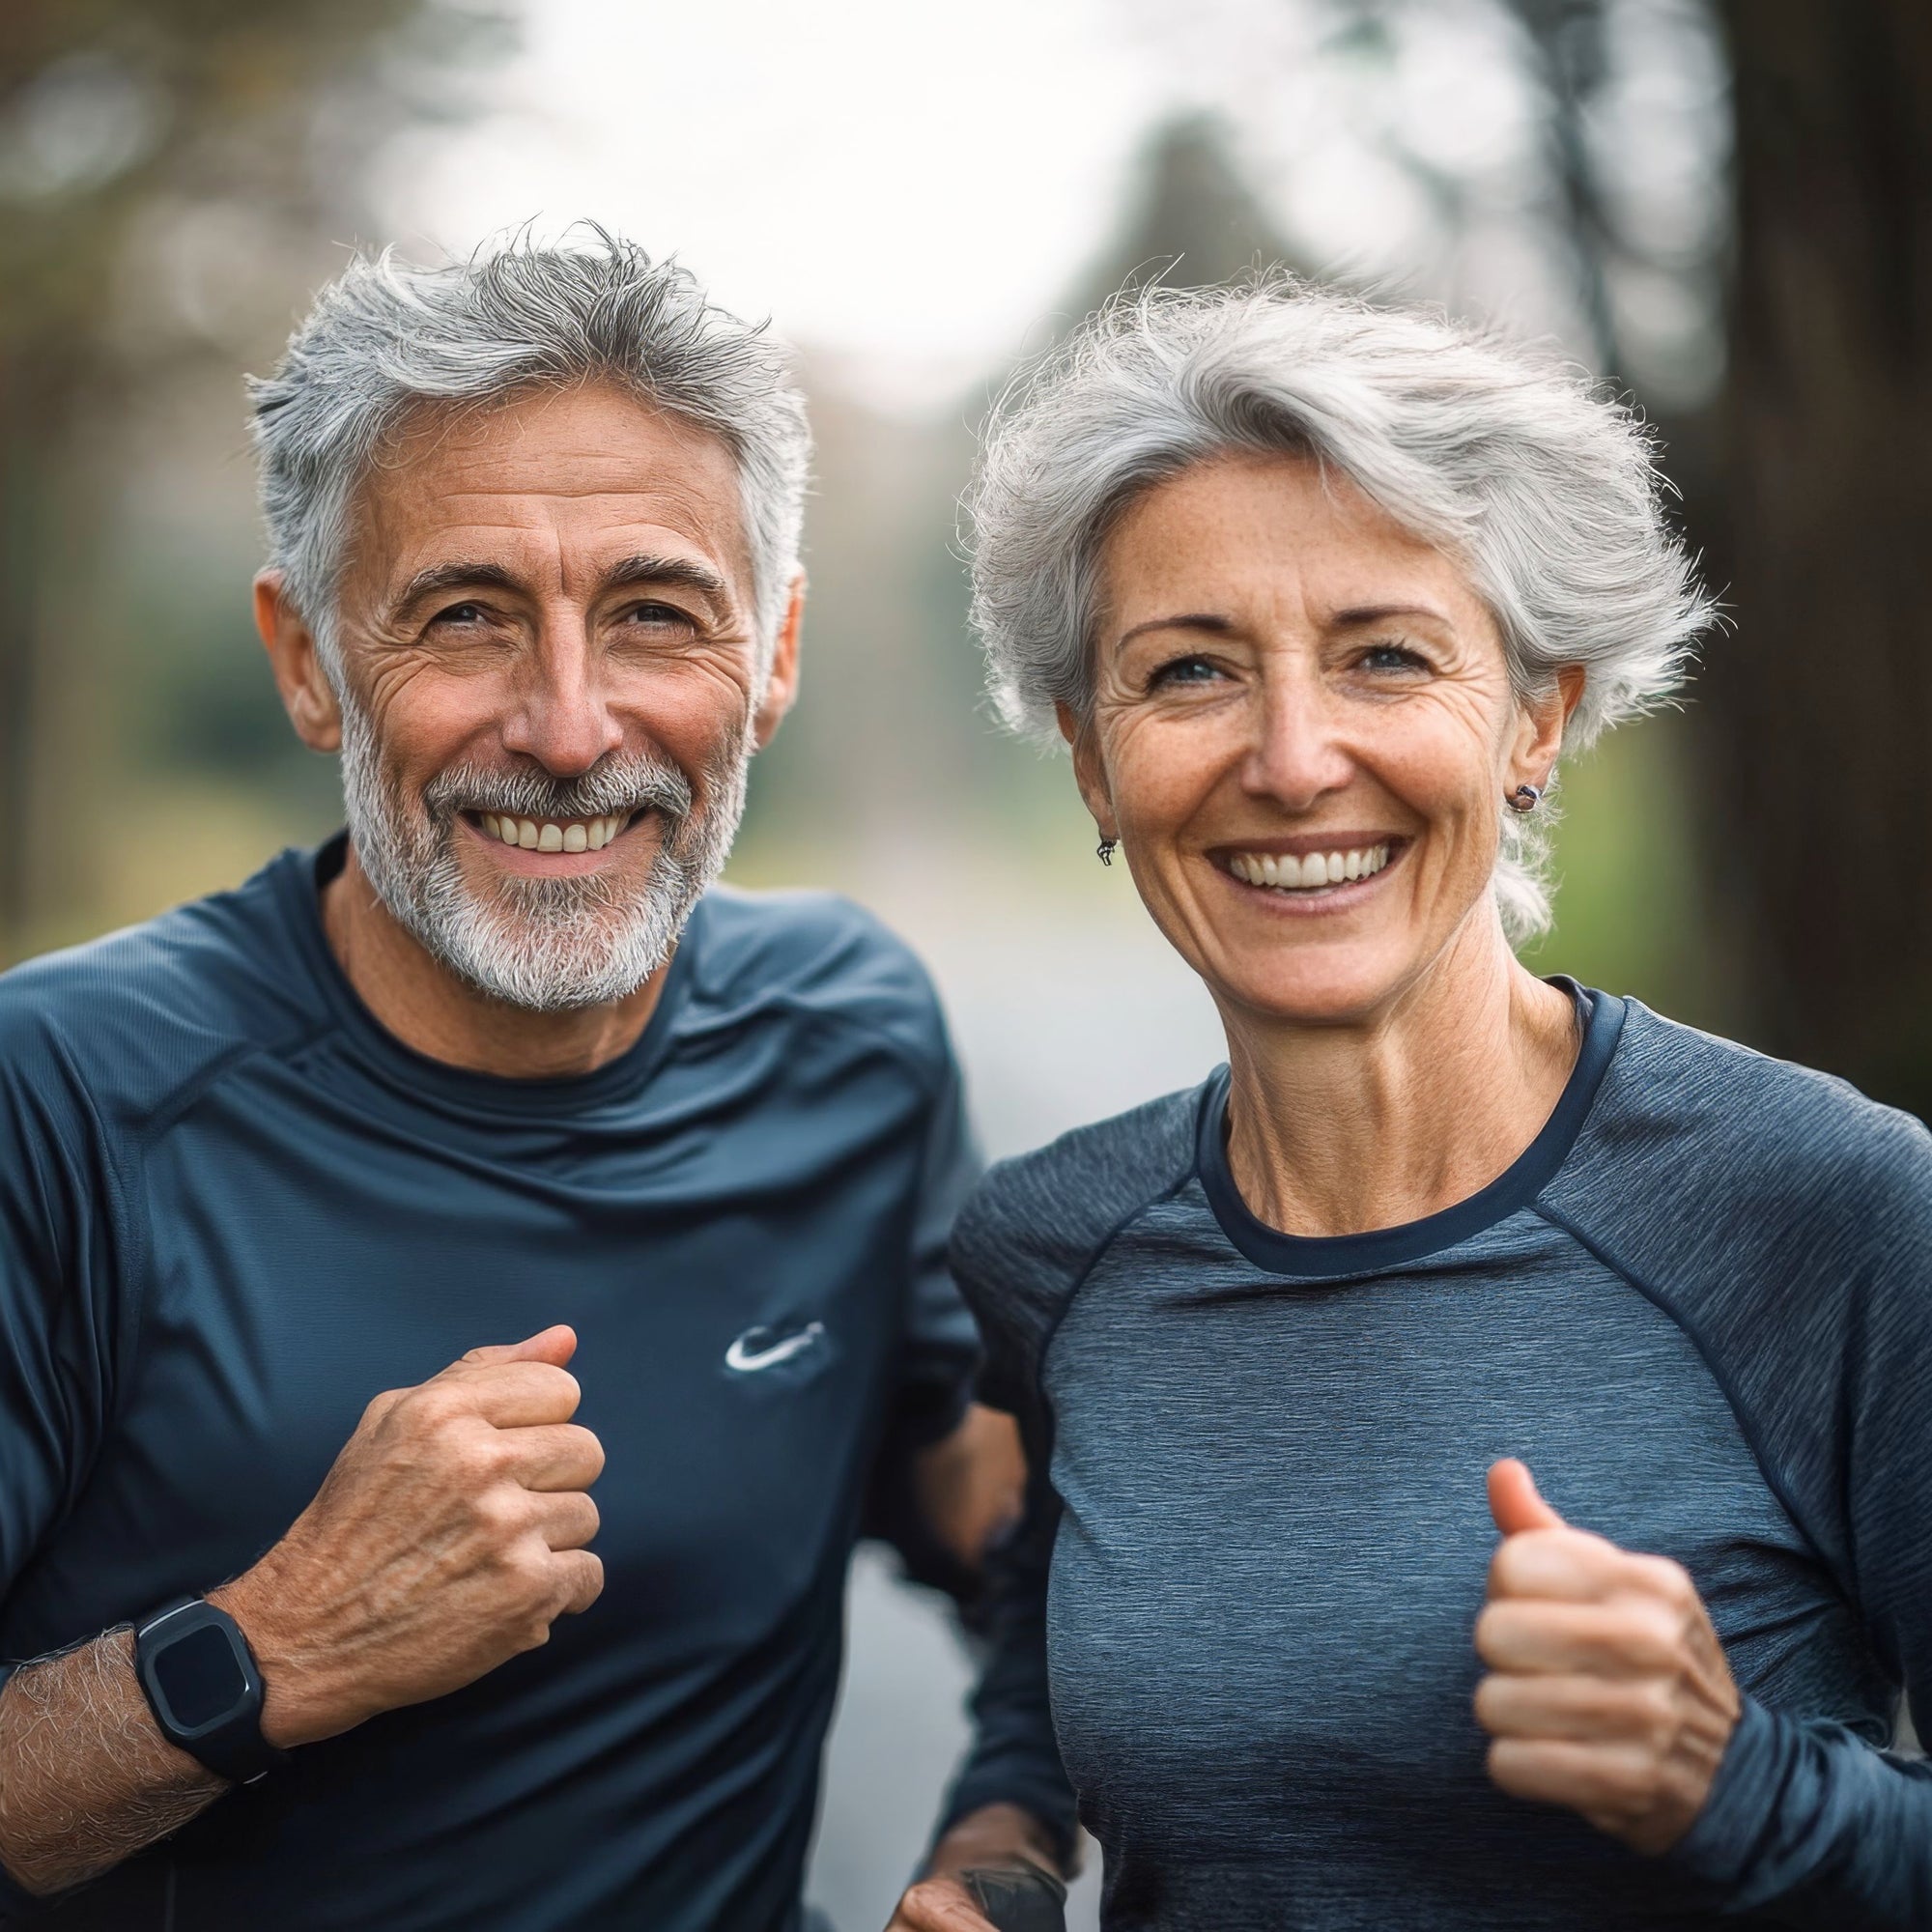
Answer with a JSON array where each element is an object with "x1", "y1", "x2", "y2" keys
[
  {"x1": 1506, "y1": 784, "x2": 1543, "y2": 813},
  {"x1": 1095, "y1": 837, "x2": 1118, "y2": 866}
]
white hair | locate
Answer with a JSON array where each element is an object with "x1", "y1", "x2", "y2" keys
[
  {"x1": 965, "y1": 276, "x2": 1717, "y2": 940},
  {"x1": 338, "y1": 694, "x2": 751, "y2": 1011},
  {"x1": 247, "y1": 226, "x2": 810, "y2": 668}
]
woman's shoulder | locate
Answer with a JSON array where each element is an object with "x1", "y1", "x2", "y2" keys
[
  {"x1": 951, "y1": 1082, "x2": 1207, "y2": 1325},
  {"x1": 1601, "y1": 999, "x2": 1932, "y2": 1204}
]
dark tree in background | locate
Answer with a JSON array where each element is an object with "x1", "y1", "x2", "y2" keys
[
  {"x1": 1703, "y1": 2, "x2": 1932, "y2": 1116},
  {"x1": 0, "y1": 0, "x2": 504, "y2": 961}
]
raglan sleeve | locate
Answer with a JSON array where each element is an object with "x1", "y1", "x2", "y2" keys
[
  {"x1": 932, "y1": 1172, "x2": 1081, "y2": 1863},
  {"x1": 1666, "y1": 1118, "x2": 1932, "y2": 1929},
  {"x1": 0, "y1": 1006, "x2": 127, "y2": 1686}
]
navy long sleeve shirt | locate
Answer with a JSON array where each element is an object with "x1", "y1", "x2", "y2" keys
[
  {"x1": 0, "y1": 836, "x2": 981, "y2": 1931},
  {"x1": 944, "y1": 987, "x2": 1932, "y2": 1929}
]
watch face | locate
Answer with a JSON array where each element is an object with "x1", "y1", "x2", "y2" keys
[{"x1": 155, "y1": 1622, "x2": 245, "y2": 1732}]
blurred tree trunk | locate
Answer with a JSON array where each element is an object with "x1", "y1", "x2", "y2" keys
[{"x1": 1701, "y1": 2, "x2": 1932, "y2": 1114}]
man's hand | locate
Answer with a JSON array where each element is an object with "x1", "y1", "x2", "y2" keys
[
  {"x1": 213, "y1": 1324, "x2": 606, "y2": 1748},
  {"x1": 1474, "y1": 1459, "x2": 1739, "y2": 1855},
  {"x1": 887, "y1": 1803, "x2": 1065, "y2": 1931}
]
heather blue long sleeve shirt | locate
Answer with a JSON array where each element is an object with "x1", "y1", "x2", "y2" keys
[{"x1": 944, "y1": 987, "x2": 1932, "y2": 1929}]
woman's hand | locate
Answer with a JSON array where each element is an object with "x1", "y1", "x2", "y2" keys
[
  {"x1": 1473, "y1": 1460, "x2": 1740, "y2": 1855},
  {"x1": 886, "y1": 1803, "x2": 1065, "y2": 1930}
]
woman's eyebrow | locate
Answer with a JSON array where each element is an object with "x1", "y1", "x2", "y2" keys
[
  {"x1": 1116, "y1": 611, "x2": 1234, "y2": 647},
  {"x1": 1330, "y1": 602, "x2": 1450, "y2": 628}
]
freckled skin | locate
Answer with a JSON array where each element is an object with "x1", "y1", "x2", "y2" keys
[
  {"x1": 253, "y1": 383, "x2": 803, "y2": 1079},
  {"x1": 1070, "y1": 451, "x2": 1572, "y2": 1032}
]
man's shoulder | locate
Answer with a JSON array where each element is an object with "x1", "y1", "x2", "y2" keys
[
  {"x1": 0, "y1": 851, "x2": 325, "y2": 1131},
  {"x1": 689, "y1": 884, "x2": 951, "y2": 1073},
  {"x1": 953, "y1": 1084, "x2": 1206, "y2": 1314}
]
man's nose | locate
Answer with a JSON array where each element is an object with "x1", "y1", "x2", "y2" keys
[
  {"x1": 498, "y1": 617, "x2": 625, "y2": 777},
  {"x1": 1240, "y1": 673, "x2": 1353, "y2": 810}
]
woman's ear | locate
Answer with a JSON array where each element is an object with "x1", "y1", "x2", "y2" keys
[
  {"x1": 1510, "y1": 665, "x2": 1586, "y2": 794},
  {"x1": 254, "y1": 572, "x2": 344, "y2": 753},
  {"x1": 1057, "y1": 700, "x2": 1120, "y2": 844}
]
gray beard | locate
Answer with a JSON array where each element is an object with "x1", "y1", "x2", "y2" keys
[{"x1": 338, "y1": 704, "x2": 750, "y2": 1014}]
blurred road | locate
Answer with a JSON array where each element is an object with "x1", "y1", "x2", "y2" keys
[{"x1": 803, "y1": 875, "x2": 1228, "y2": 1932}]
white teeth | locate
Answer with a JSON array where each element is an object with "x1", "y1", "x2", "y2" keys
[
  {"x1": 480, "y1": 812, "x2": 629, "y2": 855},
  {"x1": 1228, "y1": 842, "x2": 1393, "y2": 892}
]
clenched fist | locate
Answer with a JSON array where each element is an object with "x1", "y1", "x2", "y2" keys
[
  {"x1": 1473, "y1": 1459, "x2": 1739, "y2": 1854},
  {"x1": 211, "y1": 1326, "x2": 606, "y2": 1748}
]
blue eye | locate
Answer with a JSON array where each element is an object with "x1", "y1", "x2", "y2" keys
[
  {"x1": 1359, "y1": 639, "x2": 1426, "y2": 672},
  {"x1": 1148, "y1": 655, "x2": 1222, "y2": 690},
  {"x1": 436, "y1": 602, "x2": 487, "y2": 626}
]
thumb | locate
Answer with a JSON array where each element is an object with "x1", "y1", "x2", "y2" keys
[
  {"x1": 460, "y1": 1323, "x2": 578, "y2": 1370},
  {"x1": 1488, "y1": 1458, "x2": 1565, "y2": 1537}
]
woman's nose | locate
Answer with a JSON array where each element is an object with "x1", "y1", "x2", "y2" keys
[
  {"x1": 1240, "y1": 681, "x2": 1353, "y2": 810},
  {"x1": 498, "y1": 623, "x2": 625, "y2": 777}
]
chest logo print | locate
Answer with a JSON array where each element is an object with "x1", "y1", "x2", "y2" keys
[{"x1": 724, "y1": 1321, "x2": 826, "y2": 1374}]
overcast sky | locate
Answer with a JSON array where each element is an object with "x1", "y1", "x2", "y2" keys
[{"x1": 378, "y1": 0, "x2": 1723, "y2": 414}]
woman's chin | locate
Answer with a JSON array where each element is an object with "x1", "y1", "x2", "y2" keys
[{"x1": 1213, "y1": 955, "x2": 1417, "y2": 1029}]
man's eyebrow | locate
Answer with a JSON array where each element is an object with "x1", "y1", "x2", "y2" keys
[
  {"x1": 397, "y1": 560, "x2": 524, "y2": 608},
  {"x1": 605, "y1": 554, "x2": 729, "y2": 597}
]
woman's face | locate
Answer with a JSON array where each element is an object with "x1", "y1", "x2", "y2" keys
[{"x1": 1071, "y1": 452, "x2": 1576, "y2": 1028}]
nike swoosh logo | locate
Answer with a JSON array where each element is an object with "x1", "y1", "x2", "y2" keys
[{"x1": 724, "y1": 1321, "x2": 826, "y2": 1374}]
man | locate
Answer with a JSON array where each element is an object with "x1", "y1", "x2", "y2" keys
[{"x1": 0, "y1": 234, "x2": 1062, "y2": 1929}]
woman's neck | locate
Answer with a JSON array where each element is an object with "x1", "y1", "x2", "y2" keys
[{"x1": 1220, "y1": 921, "x2": 1583, "y2": 1238}]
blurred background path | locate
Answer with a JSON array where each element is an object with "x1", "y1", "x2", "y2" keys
[{"x1": 6, "y1": 3, "x2": 1929, "y2": 1922}]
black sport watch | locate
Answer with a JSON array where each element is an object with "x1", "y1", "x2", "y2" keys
[{"x1": 133, "y1": 1598, "x2": 287, "y2": 1786}]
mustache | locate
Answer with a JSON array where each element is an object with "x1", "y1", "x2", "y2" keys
[{"x1": 422, "y1": 753, "x2": 695, "y2": 829}]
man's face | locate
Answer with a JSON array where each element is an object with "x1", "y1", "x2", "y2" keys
[{"x1": 305, "y1": 382, "x2": 793, "y2": 1010}]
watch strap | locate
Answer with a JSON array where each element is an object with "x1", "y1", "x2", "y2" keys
[{"x1": 134, "y1": 1597, "x2": 288, "y2": 1786}]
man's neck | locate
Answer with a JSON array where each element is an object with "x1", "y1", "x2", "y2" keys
[{"x1": 320, "y1": 845, "x2": 669, "y2": 1081}]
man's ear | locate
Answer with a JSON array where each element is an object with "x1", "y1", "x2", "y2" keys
[
  {"x1": 1511, "y1": 664, "x2": 1586, "y2": 794},
  {"x1": 1056, "y1": 700, "x2": 1119, "y2": 844},
  {"x1": 254, "y1": 571, "x2": 343, "y2": 753},
  {"x1": 752, "y1": 572, "x2": 806, "y2": 751}
]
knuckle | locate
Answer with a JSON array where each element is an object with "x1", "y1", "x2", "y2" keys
[
  {"x1": 1472, "y1": 1603, "x2": 1514, "y2": 1662},
  {"x1": 1471, "y1": 1674, "x2": 1506, "y2": 1730},
  {"x1": 1643, "y1": 1555, "x2": 1696, "y2": 1607},
  {"x1": 473, "y1": 1485, "x2": 530, "y2": 1541}
]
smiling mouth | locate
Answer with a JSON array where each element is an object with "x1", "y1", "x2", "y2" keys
[
  {"x1": 463, "y1": 810, "x2": 645, "y2": 855},
  {"x1": 1218, "y1": 838, "x2": 1403, "y2": 895}
]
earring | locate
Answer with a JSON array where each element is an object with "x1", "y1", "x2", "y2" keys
[
  {"x1": 1506, "y1": 784, "x2": 1543, "y2": 813},
  {"x1": 1095, "y1": 837, "x2": 1118, "y2": 867}
]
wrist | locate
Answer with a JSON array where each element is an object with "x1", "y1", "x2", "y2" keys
[
  {"x1": 928, "y1": 1802, "x2": 1064, "y2": 1881},
  {"x1": 208, "y1": 1556, "x2": 339, "y2": 1751}
]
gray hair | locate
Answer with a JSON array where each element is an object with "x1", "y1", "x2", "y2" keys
[
  {"x1": 965, "y1": 276, "x2": 1717, "y2": 940},
  {"x1": 247, "y1": 227, "x2": 810, "y2": 670}
]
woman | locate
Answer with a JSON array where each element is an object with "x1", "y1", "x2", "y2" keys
[{"x1": 893, "y1": 281, "x2": 1932, "y2": 1930}]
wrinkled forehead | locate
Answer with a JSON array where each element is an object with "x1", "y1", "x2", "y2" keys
[
  {"x1": 346, "y1": 381, "x2": 755, "y2": 608},
  {"x1": 1094, "y1": 450, "x2": 1485, "y2": 635}
]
